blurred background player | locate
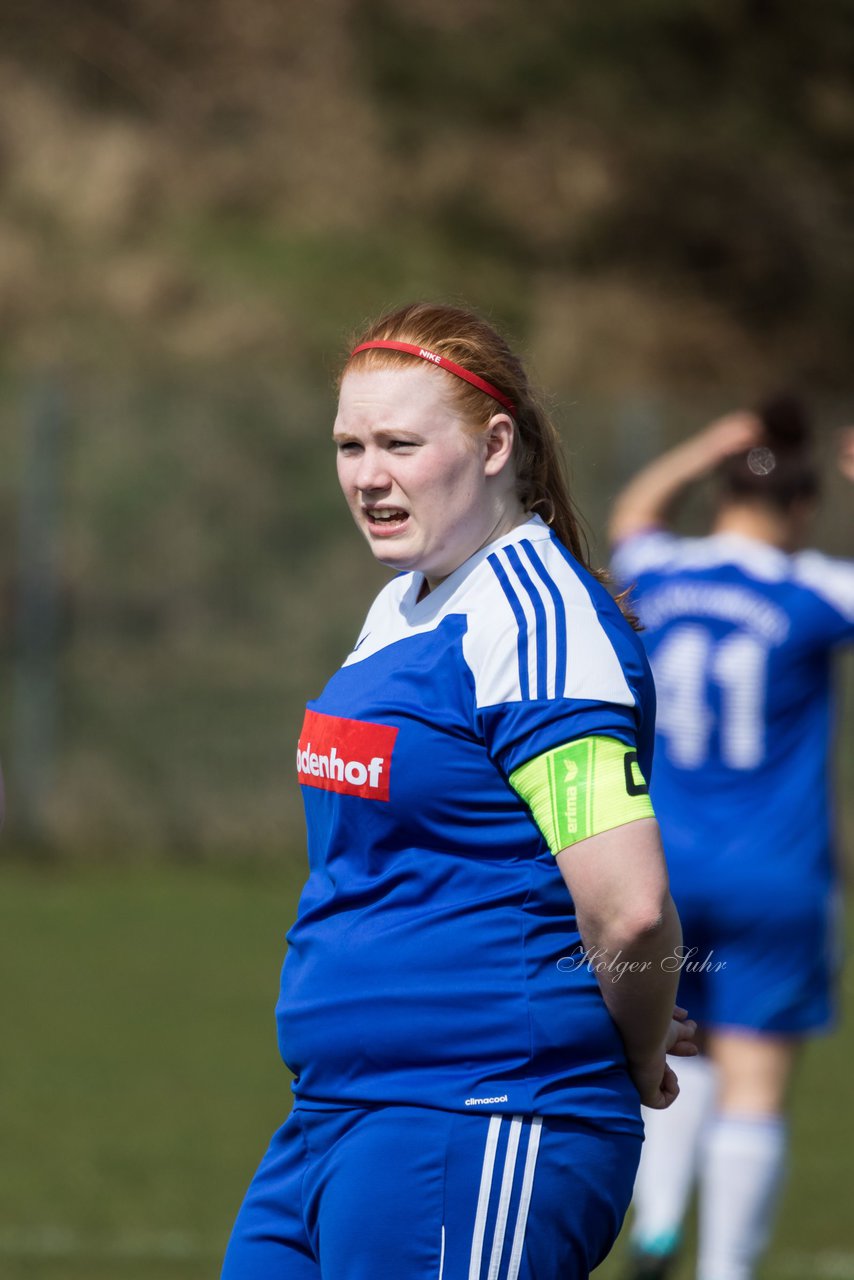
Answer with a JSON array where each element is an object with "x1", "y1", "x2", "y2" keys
[{"x1": 609, "y1": 400, "x2": 854, "y2": 1280}]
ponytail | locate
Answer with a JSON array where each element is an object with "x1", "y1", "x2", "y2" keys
[{"x1": 510, "y1": 392, "x2": 592, "y2": 570}]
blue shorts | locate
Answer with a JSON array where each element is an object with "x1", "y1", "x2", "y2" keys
[
  {"x1": 221, "y1": 1104, "x2": 641, "y2": 1280},
  {"x1": 669, "y1": 871, "x2": 840, "y2": 1035}
]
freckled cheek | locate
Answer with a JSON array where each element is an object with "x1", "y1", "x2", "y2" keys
[
  {"x1": 439, "y1": 463, "x2": 481, "y2": 514},
  {"x1": 428, "y1": 453, "x2": 475, "y2": 497}
]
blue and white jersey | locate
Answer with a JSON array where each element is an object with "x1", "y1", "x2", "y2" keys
[
  {"x1": 612, "y1": 530, "x2": 854, "y2": 887},
  {"x1": 278, "y1": 516, "x2": 654, "y2": 1131}
]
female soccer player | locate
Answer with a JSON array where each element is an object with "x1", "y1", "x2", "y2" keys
[
  {"x1": 222, "y1": 302, "x2": 695, "y2": 1280},
  {"x1": 610, "y1": 400, "x2": 854, "y2": 1280}
]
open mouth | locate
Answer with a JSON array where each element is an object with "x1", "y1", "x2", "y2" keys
[{"x1": 365, "y1": 507, "x2": 409, "y2": 531}]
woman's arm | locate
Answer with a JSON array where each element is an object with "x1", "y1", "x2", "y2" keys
[
  {"x1": 608, "y1": 411, "x2": 762, "y2": 546},
  {"x1": 838, "y1": 427, "x2": 854, "y2": 483},
  {"x1": 556, "y1": 816, "x2": 694, "y2": 1109}
]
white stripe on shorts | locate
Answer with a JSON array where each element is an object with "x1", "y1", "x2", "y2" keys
[
  {"x1": 506, "y1": 1117, "x2": 543, "y2": 1280},
  {"x1": 487, "y1": 1116, "x2": 523, "y2": 1280},
  {"x1": 469, "y1": 1115, "x2": 503, "y2": 1280}
]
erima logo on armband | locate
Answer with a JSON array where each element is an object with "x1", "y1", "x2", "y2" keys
[
  {"x1": 509, "y1": 735, "x2": 654, "y2": 854},
  {"x1": 296, "y1": 709, "x2": 397, "y2": 800}
]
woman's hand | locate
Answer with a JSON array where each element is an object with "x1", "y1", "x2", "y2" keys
[
  {"x1": 629, "y1": 1006, "x2": 698, "y2": 1110},
  {"x1": 666, "y1": 1005, "x2": 699, "y2": 1057},
  {"x1": 683, "y1": 412, "x2": 764, "y2": 473}
]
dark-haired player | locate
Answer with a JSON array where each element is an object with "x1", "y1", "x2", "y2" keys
[{"x1": 610, "y1": 402, "x2": 854, "y2": 1280}]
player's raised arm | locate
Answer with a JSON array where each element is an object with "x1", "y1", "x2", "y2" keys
[
  {"x1": 838, "y1": 426, "x2": 854, "y2": 483},
  {"x1": 608, "y1": 411, "x2": 762, "y2": 546}
]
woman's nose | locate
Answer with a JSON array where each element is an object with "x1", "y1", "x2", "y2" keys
[{"x1": 355, "y1": 450, "x2": 392, "y2": 493}]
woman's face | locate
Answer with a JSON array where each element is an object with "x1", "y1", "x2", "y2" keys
[{"x1": 334, "y1": 365, "x2": 519, "y2": 588}]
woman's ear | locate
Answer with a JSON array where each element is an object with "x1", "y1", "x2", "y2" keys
[{"x1": 483, "y1": 414, "x2": 515, "y2": 477}]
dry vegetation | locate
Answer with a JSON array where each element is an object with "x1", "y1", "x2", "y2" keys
[
  {"x1": 2, "y1": 0, "x2": 853, "y2": 388},
  {"x1": 1, "y1": 1, "x2": 853, "y2": 854}
]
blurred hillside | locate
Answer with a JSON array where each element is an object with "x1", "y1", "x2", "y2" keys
[
  {"x1": 1, "y1": 0, "x2": 853, "y2": 855},
  {"x1": 3, "y1": 0, "x2": 854, "y2": 384}
]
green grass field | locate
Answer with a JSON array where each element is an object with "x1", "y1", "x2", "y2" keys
[{"x1": 1, "y1": 860, "x2": 852, "y2": 1280}]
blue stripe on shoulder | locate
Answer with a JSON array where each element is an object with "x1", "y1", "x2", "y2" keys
[
  {"x1": 504, "y1": 544, "x2": 549, "y2": 700},
  {"x1": 487, "y1": 552, "x2": 530, "y2": 700},
  {"x1": 519, "y1": 539, "x2": 567, "y2": 700}
]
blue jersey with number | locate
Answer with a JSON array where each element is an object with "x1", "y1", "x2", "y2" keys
[
  {"x1": 277, "y1": 516, "x2": 655, "y2": 1131},
  {"x1": 612, "y1": 530, "x2": 854, "y2": 886}
]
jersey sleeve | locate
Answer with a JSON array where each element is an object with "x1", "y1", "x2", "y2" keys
[
  {"x1": 792, "y1": 551, "x2": 854, "y2": 646},
  {"x1": 464, "y1": 536, "x2": 656, "y2": 782}
]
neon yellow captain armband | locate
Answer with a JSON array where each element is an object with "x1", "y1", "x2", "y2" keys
[{"x1": 509, "y1": 736, "x2": 655, "y2": 855}]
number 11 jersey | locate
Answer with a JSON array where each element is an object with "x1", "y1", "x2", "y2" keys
[{"x1": 612, "y1": 530, "x2": 854, "y2": 885}]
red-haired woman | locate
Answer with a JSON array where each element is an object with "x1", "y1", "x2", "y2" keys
[{"x1": 222, "y1": 303, "x2": 695, "y2": 1280}]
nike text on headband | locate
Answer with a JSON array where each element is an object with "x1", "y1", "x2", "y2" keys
[{"x1": 349, "y1": 340, "x2": 516, "y2": 415}]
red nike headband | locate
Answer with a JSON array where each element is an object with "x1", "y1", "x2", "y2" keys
[{"x1": 349, "y1": 340, "x2": 516, "y2": 415}]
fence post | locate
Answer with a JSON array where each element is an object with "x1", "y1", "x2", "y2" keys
[{"x1": 12, "y1": 374, "x2": 66, "y2": 845}]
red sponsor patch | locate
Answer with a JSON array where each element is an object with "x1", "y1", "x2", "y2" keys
[{"x1": 296, "y1": 709, "x2": 397, "y2": 800}]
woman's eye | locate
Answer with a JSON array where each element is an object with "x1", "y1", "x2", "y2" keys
[
  {"x1": 389, "y1": 440, "x2": 417, "y2": 451},
  {"x1": 337, "y1": 441, "x2": 362, "y2": 454}
]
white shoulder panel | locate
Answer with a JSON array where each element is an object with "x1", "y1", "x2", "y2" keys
[
  {"x1": 538, "y1": 540, "x2": 634, "y2": 705},
  {"x1": 611, "y1": 530, "x2": 680, "y2": 581},
  {"x1": 464, "y1": 536, "x2": 634, "y2": 709},
  {"x1": 792, "y1": 551, "x2": 854, "y2": 623},
  {"x1": 614, "y1": 530, "x2": 796, "y2": 583},
  {"x1": 682, "y1": 534, "x2": 788, "y2": 581},
  {"x1": 460, "y1": 567, "x2": 528, "y2": 706}
]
